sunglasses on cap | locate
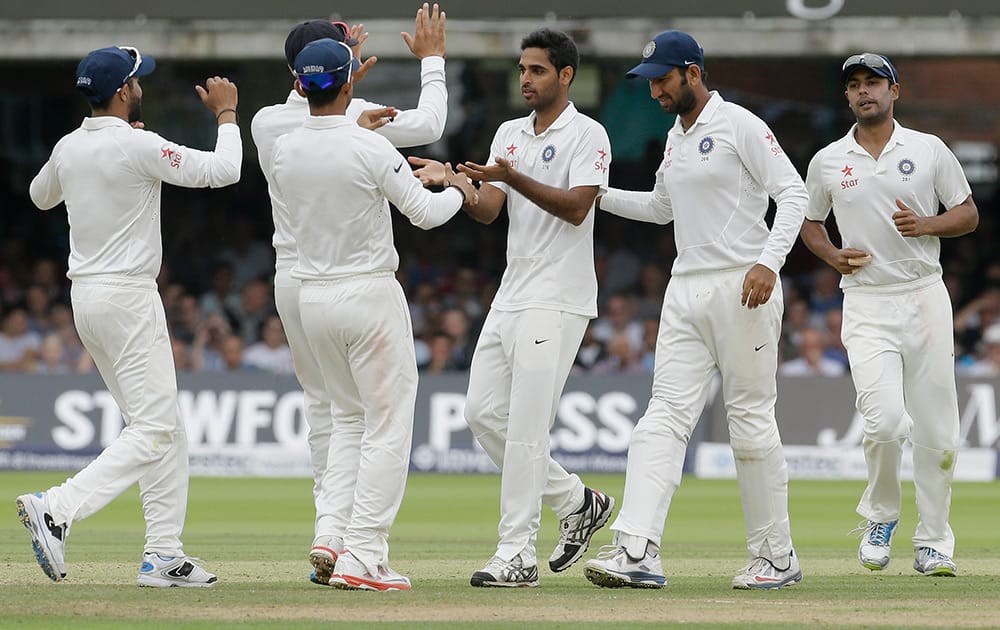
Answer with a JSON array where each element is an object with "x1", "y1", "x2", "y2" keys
[
  {"x1": 117, "y1": 46, "x2": 143, "y2": 89},
  {"x1": 841, "y1": 53, "x2": 897, "y2": 84},
  {"x1": 297, "y1": 41, "x2": 355, "y2": 91}
]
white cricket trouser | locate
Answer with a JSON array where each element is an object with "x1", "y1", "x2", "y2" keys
[
  {"x1": 842, "y1": 276, "x2": 958, "y2": 556},
  {"x1": 611, "y1": 267, "x2": 794, "y2": 564},
  {"x1": 275, "y1": 267, "x2": 360, "y2": 545},
  {"x1": 298, "y1": 273, "x2": 416, "y2": 574},
  {"x1": 464, "y1": 308, "x2": 589, "y2": 565},
  {"x1": 46, "y1": 279, "x2": 188, "y2": 556}
]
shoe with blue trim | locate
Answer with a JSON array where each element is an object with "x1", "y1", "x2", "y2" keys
[
  {"x1": 16, "y1": 492, "x2": 68, "y2": 582},
  {"x1": 913, "y1": 547, "x2": 957, "y2": 577},
  {"x1": 856, "y1": 519, "x2": 898, "y2": 571},
  {"x1": 137, "y1": 553, "x2": 218, "y2": 588},
  {"x1": 583, "y1": 542, "x2": 666, "y2": 589}
]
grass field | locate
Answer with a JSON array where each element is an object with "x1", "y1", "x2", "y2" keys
[{"x1": 1, "y1": 472, "x2": 998, "y2": 629}]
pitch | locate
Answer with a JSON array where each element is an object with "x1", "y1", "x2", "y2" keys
[{"x1": 1, "y1": 472, "x2": 998, "y2": 628}]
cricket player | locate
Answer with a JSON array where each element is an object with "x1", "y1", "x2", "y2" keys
[
  {"x1": 802, "y1": 53, "x2": 978, "y2": 576},
  {"x1": 250, "y1": 3, "x2": 448, "y2": 585},
  {"x1": 19, "y1": 45, "x2": 241, "y2": 587},
  {"x1": 270, "y1": 37, "x2": 477, "y2": 591},
  {"x1": 582, "y1": 30, "x2": 806, "y2": 590},
  {"x1": 411, "y1": 28, "x2": 615, "y2": 588}
]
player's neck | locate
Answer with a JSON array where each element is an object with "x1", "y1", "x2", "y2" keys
[
  {"x1": 853, "y1": 117, "x2": 895, "y2": 159},
  {"x1": 532, "y1": 99, "x2": 569, "y2": 135}
]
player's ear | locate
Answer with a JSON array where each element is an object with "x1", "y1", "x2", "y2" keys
[
  {"x1": 294, "y1": 79, "x2": 306, "y2": 98},
  {"x1": 560, "y1": 65, "x2": 574, "y2": 87}
]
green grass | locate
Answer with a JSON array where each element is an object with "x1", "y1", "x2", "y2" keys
[{"x1": 1, "y1": 472, "x2": 998, "y2": 628}]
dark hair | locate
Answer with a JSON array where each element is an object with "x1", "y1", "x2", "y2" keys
[
  {"x1": 520, "y1": 28, "x2": 578, "y2": 84},
  {"x1": 304, "y1": 85, "x2": 342, "y2": 107}
]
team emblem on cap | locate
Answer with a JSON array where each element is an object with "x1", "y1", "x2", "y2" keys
[
  {"x1": 698, "y1": 137, "x2": 715, "y2": 155},
  {"x1": 897, "y1": 158, "x2": 915, "y2": 176},
  {"x1": 76, "y1": 77, "x2": 92, "y2": 86},
  {"x1": 542, "y1": 145, "x2": 557, "y2": 163},
  {"x1": 642, "y1": 41, "x2": 656, "y2": 59}
]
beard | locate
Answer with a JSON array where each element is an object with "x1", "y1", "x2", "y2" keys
[
  {"x1": 659, "y1": 76, "x2": 698, "y2": 116},
  {"x1": 127, "y1": 94, "x2": 142, "y2": 124}
]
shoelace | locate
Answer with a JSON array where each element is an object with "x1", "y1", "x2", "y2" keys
[
  {"x1": 593, "y1": 544, "x2": 627, "y2": 560},
  {"x1": 919, "y1": 547, "x2": 949, "y2": 562},
  {"x1": 849, "y1": 520, "x2": 893, "y2": 546}
]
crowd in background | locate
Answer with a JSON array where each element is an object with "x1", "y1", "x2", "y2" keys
[{"x1": 2, "y1": 209, "x2": 999, "y2": 379}]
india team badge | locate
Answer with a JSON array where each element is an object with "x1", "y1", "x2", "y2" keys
[
  {"x1": 698, "y1": 136, "x2": 715, "y2": 155},
  {"x1": 898, "y1": 158, "x2": 915, "y2": 176},
  {"x1": 542, "y1": 144, "x2": 557, "y2": 162},
  {"x1": 642, "y1": 40, "x2": 656, "y2": 58}
]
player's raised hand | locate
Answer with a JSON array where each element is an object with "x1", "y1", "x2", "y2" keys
[
  {"x1": 741, "y1": 263, "x2": 777, "y2": 309},
  {"x1": 892, "y1": 198, "x2": 926, "y2": 237},
  {"x1": 458, "y1": 156, "x2": 514, "y2": 183},
  {"x1": 407, "y1": 156, "x2": 447, "y2": 186},
  {"x1": 357, "y1": 107, "x2": 398, "y2": 131},
  {"x1": 402, "y1": 3, "x2": 446, "y2": 59},
  {"x1": 195, "y1": 77, "x2": 238, "y2": 117},
  {"x1": 348, "y1": 23, "x2": 369, "y2": 58},
  {"x1": 352, "y1": 56, "x2": 379, "y2": 86}
]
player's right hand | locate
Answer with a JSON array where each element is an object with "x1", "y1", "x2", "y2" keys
[
  {"x1": 402, "y1": 3, "x2": 446, "y2": 59},
  {"x1": 195, "y1": 77, "x2": 238, "y2": 115},
  {"x1": 408, "y1": 156, "x2": 447, "y2": 186},
  {"x1": 357, "y1": 107, "x2": 398, "y2": 130},
  {"x1": 832, "y1": 248, "x2": 872, "y2": 275}
]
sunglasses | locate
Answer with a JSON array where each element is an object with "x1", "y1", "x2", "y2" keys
[
  {"x1": 842, "y1": 53, "x2": 896, "y2": 84},
  {"x1": 298, "y1": 40, "x2": 354, "y2": 91},
  {"x1": 117, "y1": 46, "x2": 143, "y2": 90}
]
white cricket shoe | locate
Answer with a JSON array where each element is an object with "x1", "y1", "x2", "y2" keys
[
  {"x1": 855, "y1": 519, "x2": 898, "y2": 571},
  {"x1": 583, "y1": 543, "x2": 666, "y2": 589},
  {"x1": 732, "y1": 550, "x2": 802, "y2": 589},
  {"x1": 913, "y1": 547, "x2": 957, "y2": 577},
  {"x1": 16, "y1": 492, "x2": 68, "y2": 582},
  {"x1": 136, "y1": 553, "x2": 218, "y2": 587},
  {"x1": 329, "y1": 550, "x2": 411, "y2": 591},
  {"x1": 470, "y1": 554, "x2": 539, "y2": 588},
  {"x1": 309, "y1": 535, "x2": 344, "y2": 586},
  {"x1": 549, "y1": 487, "x2": 615, "y2": 573}
]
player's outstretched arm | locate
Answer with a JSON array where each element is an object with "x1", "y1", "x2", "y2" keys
[{"x1": 195, "y1": 76, "x2": 238, "y2": 126}]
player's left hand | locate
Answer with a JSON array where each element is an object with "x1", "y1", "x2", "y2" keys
[
  {"x1": 892, "y1": 198, "x2": 927, "y2": 237},
  {"x1": 357, "y1": 107, "x2": 398, "y2": 130},
  {"x1": 741, "y1": 263, "x2": 777, "y2": 309},
  {"x1": 130, "y1": 121, "x2": 145, "y2": 129},
  {"x1": 408, "y1": 156, "x2": 447, "y2": 186},
  {"x1": 458, "y1": 157, "x2": 514, "y2": 183},
  {"x1": 402, "y1": 3, "x2": 446, "y2": 59}
]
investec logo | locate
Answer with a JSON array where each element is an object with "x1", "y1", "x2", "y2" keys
[{"x1": 817, "y1": 383, "x2": 1000, "y2": 448}]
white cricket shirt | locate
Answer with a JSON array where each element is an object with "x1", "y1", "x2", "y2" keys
[
  {"x1": 271, "y1": 115, "x2": 463, "y2": 281},
  {"x1": 29, "y1": 117, "x2": 241, "y2": 281},
  {"x1": 486, "y1": 102, "x2": 611, "y2": 318},
  {"x1": 805, "y1": 120, "x2": 972, "y2": 289},
  {"x1": 600, "y1": 91, "x2": 807, "y2": 276},
  {"x1": 251, "y1": 56, "x2": 447, "y2": 271}
]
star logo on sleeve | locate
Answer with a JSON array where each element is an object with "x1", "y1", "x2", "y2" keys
[
  {"x1": 841, "y1": 165, "x2": 853, "y2": 177},
  {"x1": 597, "y1": 148, "x2": 608, "y2": 160},
  {"x1": 765, "y1": 133, "x2": 775, "y2": 144},
  {"x1": 506, "y1": 143, "x2": 517, "y2": 156},
  {"x1": 161, "y1": 147, "x2": 174, "y2": 160}
]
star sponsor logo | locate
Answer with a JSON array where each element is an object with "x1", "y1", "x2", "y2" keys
[
  {"x1": 594, "y1": 147, "x2": 608, "y2": 173},
  {"x1": 161, "y1": 145, "x2": 182, "y2": 169},
  {"x1": 841, "y1": 165, "x2": 853, "y2": 177},
  {"x1": 840, "y1": 164, "x2": 858, "y2": 190},
  {"x1": 506, "y1": 143, "x2": 517, "y2": 156}
]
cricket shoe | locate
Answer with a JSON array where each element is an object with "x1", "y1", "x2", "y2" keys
[
  {"x1": 913, "y1": 547, "x2": 957, "y2": 577},
  {"x1": 328, "y1": 550, "x2": 411, "y2": 591},
  {"x1": 470, "y1": 554, "x2": 539, "y2": 588},
  {"x1": 309, "y1": 535, "x2": 344, "y2": 585},
  {"x1": 583, "y1": 543, "x2": 666, "y2": 589},
  {"x1": 16, "y1": 492, "x2": 68, "y2": 582},
  {"x1": 549, "y1": 487, "x2": 615, "y2": 573},
  {"x1": 732, "y1": 550, "x2": 802, "y2": 589},
  {"x1": 854, "y1": 519, "x2": 897, "y2": 571},
  {"x1": 137, "y1": 553, "x2": 218, "y2": 587}
]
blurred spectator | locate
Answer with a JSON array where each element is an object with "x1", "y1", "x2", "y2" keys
[
  {"x1": 0, "y1": 308, "x2": 41, "y2": 371},
  {"x1": 954, "y1": 287, "x2": 1000, "y2": 352},
  {"x1": 231, "y1": 279, "x2": 273, "y2": 347},
  {"x1": 23, "y1": 284, "x2": 53, "y2": 334},
  {"x1": 218, "y1": 334, "x2": 248, "y2": 372},
  {"x1": 591, "y1": 293, "x2": 643, "y2": 353},
  {"x1": 423, "y1": 332, "x2": 456, "y2": 374},
  {"x1": 573, "y1": 324, "x2": 607, "y2": 373},
  {"x1": 447, "y1": 266, "x2": 486, "y2": 325},
  {"x1": 808, "y1": 267, "x2": 843, "y2": 320},
  {"x1": 636, "y1": 263, "x2": 667, "y2": 321},
  {"x1": 243, "y1": 315, "x2": 294, "y2": 374},
  {"x1": 200, "y1": 261, "x2": 241, "y2": 319},
  {"x1": 438, "y1": 307, "x2": 475, "y2": 370},
  {"x1": 639, "y1": 316, "x2": 659, "y2": 373},
  {"x1": 779, "y1": 327, "x2": 846, "y2": 377},
  {"x1": 218, "y1": 218, "x2": 274, "y2": 289},
  {"x1": 172, "y1": 294, "x2": 204, "y2": 345},
  {"x1": 590, "y1": 332, "x2": 645, "y2": 375},
  {"x1": 961, "y1": 323, "x2": 1000, "y2": 376},
  {"x1": 190, "y1": 313, "x2": 233, "y2": 371},
  {"x1": 409, "y1": 281, "x2": 442, "y2": 338},
  {"x1": 31, "y1": 332, "x2": 72, "y2": 374},
  {"x1": 822, "y1": 308, "x2": 849, "y2": 370},
  {"x1": 780, "y1": 298, "x2": 811, "y2": 361},
  {"x1": 31, "y1": 258, "x2": 68, "y2": 304},
  {"x1": 171, "y1": 336, "x2": 193, "y2": 373}
]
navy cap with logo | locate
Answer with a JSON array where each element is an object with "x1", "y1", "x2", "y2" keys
[
  {"x1": 626, "y1": 30, "x2": 704, "y2": 79},
  {"x1": 840, "y1": 53, "x2": 899, "y2": 85},
  {"x1": 284, "y1": 20, "x2": 351, "y2": 67},
  {"x1": 76, "y1": 46, "x2": 155, "y2": 104},
  {"x1": 294, "y1": 38, "x2": 360, "y2": 92}
]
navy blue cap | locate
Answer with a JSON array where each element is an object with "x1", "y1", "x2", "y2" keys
[
  {"x1": 840, "y1": 53, "x2": 899, "y2": 85},
  {"x1": 284, "y1": 20, "x2": 350, "y2": 67},
  {"x1": 294, "y1": 38, "x2": 360, "y2": 92},
  {"x1": 626, "y1": 30, "x2": 704, "y2": 79},
  {"x1": 76, "y1": 46, "x2": 155, "y2": 104}
]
